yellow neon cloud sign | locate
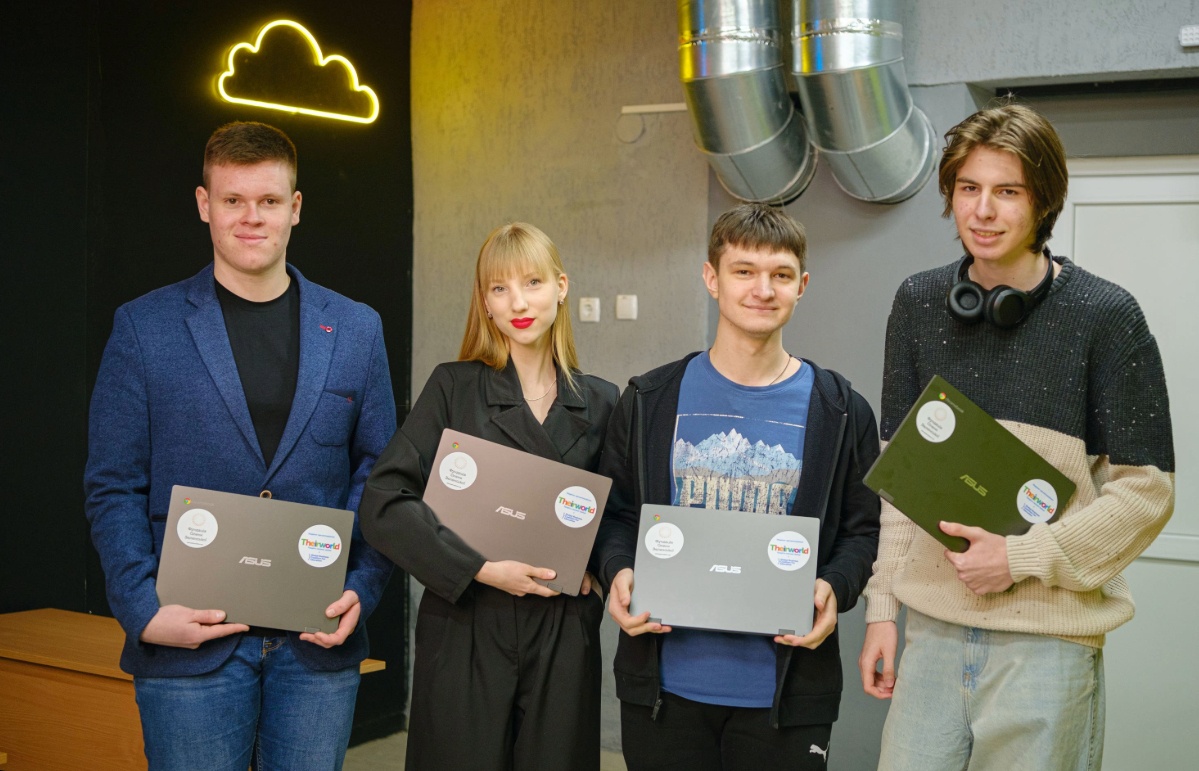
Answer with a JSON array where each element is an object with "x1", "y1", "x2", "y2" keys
[{"x1": 218, "y1": 20, "x2": 380, "y2": 124}]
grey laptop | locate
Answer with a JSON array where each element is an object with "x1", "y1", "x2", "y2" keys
[
  {"x1": 422, "y1": 429, "x2": 612, "y2": 596},
  {"x1": 630, "y1": 504, "x2": 821, "y2": 636},
  {"x1": 157, "y1": 485, "x2": 354, "y2": 633},
  {"x1": 864, "y1": 375, "x2": 1076, "y2": 552}
]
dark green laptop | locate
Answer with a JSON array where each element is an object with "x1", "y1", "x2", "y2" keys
[{"x1": 864, "y1": 375, "x2": 1076, "y2": 552}]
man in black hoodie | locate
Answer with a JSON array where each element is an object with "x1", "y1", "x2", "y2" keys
[{"x1": 592, "y1": 203, "x2": 881, "y2": 770}]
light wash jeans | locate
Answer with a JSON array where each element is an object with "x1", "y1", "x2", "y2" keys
[
  {"x1": 134, "y1": 635, "x2": 360, "y2": 771},
  {"x1": 878, "y1": 609, "x2": 1104, "y2": 771}
]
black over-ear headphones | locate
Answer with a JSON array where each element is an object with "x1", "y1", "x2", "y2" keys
[{"x1": 946, "y1": 250, "x2": 1055, "y2": 329}]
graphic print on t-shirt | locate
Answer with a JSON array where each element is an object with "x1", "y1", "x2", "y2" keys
[{"x1": 672, "y1": 417, "x2": 803, "y2": 515}]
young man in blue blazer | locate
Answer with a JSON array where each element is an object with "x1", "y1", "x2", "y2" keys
[{"x1": 84, "y1": 122, "x2": 396, "y2": 770}]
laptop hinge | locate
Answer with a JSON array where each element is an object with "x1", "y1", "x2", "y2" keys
[{"x1": 778, "y1": 628, "x2": 795, "y2": 636}]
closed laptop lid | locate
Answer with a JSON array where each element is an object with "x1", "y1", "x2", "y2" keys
[
  {"x1": 422, "y1": 428, "x2": 612, "y2": 596},
  {"x1": 630, "y1": 504, "x2": 820, "y2": 636},
  {"x1": 864, "y1": 375, "x2": 1077, "y2": 552},
  {"x1": 157, "y1": 486, "x2": 354, "y2": 633}
]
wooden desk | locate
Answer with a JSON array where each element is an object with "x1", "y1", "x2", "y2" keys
[{"x1": 0, "y1": 609, "x2": 384, "y2": 771}]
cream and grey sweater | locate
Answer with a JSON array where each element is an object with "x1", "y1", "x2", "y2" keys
[{"x1": 863, "y1": 256, "x2": 1175, "y2": 647}]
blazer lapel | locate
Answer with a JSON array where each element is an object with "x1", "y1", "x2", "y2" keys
[
  {"x1": 487, "y1": 365, "x2": 591, "y2": 461},
  {"x1": 185, "y1": 267, "x2": 262, "y2": 466},
  {"x1": 266, "y1": 269, "x2": 334, "y2": 479},
  {"x1": 541, "y1": 374, "x2": 591, "y2": 459}
]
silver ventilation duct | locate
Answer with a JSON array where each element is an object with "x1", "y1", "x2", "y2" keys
[
  {"x1": 791, "y1": 0, "x2": 936, "y2": 203},
  {"x1": 679, "y1": 0, "x2": 817, "y2": 203},
  {"x1": 677, "y1": 0, "x2": 935, "y2": 205}
]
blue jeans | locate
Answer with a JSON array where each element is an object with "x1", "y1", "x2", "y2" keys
[
  {"x1": 879, "y1": 610, "x2": 1105, "y2": 771},
  {"x1": 134, "y1": 635, "x2": 360, "y2": 771}
]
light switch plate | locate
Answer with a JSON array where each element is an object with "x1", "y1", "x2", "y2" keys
[{"x1": 579, "y1": 297, "x2": 600, "y2": 323}]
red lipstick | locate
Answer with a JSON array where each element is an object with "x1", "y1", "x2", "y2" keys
[{"x1": 511, "y1": 318, "x2": 534, "y2": 329}]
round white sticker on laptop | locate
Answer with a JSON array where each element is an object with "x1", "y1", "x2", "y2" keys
[
  {"x1": 177, "y1": 508, "x2": 217, "y2": 548},
  {"x1": 438, "y1": 451, "x2": 478, "y2": 490},
  {"x1": 1017, "y1": 479, "x2": 1060, "y2": 524},
  {"x1": 644, "y1": 523, "x2": 684, "y2": 559},
  {"x1": 555, "y1": 486, "x2": 598, "y2": 528},
  {"x1": 298, "y1": 525, "x2": 344, "y2": 568},
  {"x1": 916, "y1": 400, "x2": 956, "y2": 443},
  {"x1": 767, "y1": 531, "x2": 811, "y2": 571}
]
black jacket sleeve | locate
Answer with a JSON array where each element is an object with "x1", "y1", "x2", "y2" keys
[
  {"x1": 359, "y1": 365, "x2": 487, "y2": 603},
  {"x1": 816, "y1": 390, "x2": 881, "y2": 613},
  {"x1": 590, "y1": 383, "x2": 641, "y2": 594}
]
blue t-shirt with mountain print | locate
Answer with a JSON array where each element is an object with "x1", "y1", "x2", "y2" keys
[{"x1": 658, "y1": 351, "x2": 814, "y2": 708}]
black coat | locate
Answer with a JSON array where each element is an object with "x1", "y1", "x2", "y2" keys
[
  {"x1": 591, "y1": 352, "x2": 881, "y2": 728},
  {"x1": 361, "y1": 360, "x2": 618, "y2": 601}
]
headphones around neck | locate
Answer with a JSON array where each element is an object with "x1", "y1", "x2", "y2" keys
[{"x1": 946, "y1": 250, "x2": 1055, "y2": 329}]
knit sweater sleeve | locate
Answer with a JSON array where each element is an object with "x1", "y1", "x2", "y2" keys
[
  {"x1": 1007, "y1": 299, "x2": 1175, "y2": 591},
  {"x1": 863, "y1": 281, "x2": 925, "y2": 624}
]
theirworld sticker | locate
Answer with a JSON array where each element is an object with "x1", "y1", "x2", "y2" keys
[
  {"x1": 555, "y1": 486, "x2": 598, "y2": 528},
  {"x1": 298, "y1": 524, "x2": 343, "y2": 568},
  {"x1": 1017, "y1": 479, "x2": 1059, "y2": 524},
  {"x1": 767, "y1": 531, "x2": 811, "y2": 571},
  {"x1": 644, "y1": 523, "x2": 684, "y2": 559},
  {"x1": 177, "y1": 509, "x2": 218, "y2": 548},
  {"x1": 438, "y1": 451, "x2": 478, "y2": 490},
  {"x1": 915, "y1": 401, "x2": 955, "y2": 443}
]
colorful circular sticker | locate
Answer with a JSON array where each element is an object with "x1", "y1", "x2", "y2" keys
[
  {"x1": 767, "y1": 531, "x2": 811, "y2": 571},
  {"x1": 298, "y1": 524, "x2": 344, "y2": 568},
  {"x1": 438, "y1": 451, "x2": 478, "y2": 490},
  {"x1": 1017, "y1": 479, "x2": 1060, "y2": 524},
  {"x1": 644, "y1": 523, "x2": 684, "y2": 559},
  {"x1": 916, "y1": 401, "x2": 956, "y2": 443},
  {"x1": 555, "y1": 486, "x2": 598, "y2": 528},
  {"x1": 177, "y1": 508, "x2": 218, "y2": 548}
]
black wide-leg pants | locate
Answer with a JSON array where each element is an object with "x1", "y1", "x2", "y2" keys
[{"x1": 405, "y1": 582, "x2": 604, "y2": 771}]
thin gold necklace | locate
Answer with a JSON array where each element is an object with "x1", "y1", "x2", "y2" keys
[{"x1": 524, "y1": 379, "x2": 558, "y2": 402}]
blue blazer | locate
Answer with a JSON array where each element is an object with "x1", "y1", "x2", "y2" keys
[{"x1": 84, "y1": 263, "x2": 396, "y2": 677}]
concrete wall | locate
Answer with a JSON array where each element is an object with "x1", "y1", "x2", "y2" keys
[
  {"x1": 906, "y1": 0, "x2": 1199, "y2": 87},
  {"x1": 410, "y1": 1, "x2": 1199, "y2": 767},
  {"x1": 410, "y1": 1, "x2": 709, "y2": 399}
]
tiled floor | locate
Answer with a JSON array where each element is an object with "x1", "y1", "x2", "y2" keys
[{"x1": 344, "y1": 732, "x2": 628, "y2": 770}]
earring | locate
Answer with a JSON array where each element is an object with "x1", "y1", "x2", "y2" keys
[
  {"x1": 486, "y1": 311, "x2": 493, "y2": 319},
  {"x1": 558, "y1": 299, "x2": 564, "y2": 306}
]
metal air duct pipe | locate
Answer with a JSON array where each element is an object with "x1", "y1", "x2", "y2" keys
[
  {"x1": 792, "y1": 0, "x2": 937, "y2": 203},
  {"x1": 679, "y1": 0, "x2": 817, "y2": 203}
]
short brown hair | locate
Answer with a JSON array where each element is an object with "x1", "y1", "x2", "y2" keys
[
  {"x1": 459, "y1": 223, "x2": 581, "y2": 393},
  {"x1": 938, "y1": 102, "x2": 1068, "y2": 253},
  {"x1": 202, "y1": 121, "x2": 298, "y2": 190},
  {"x1": 708, "y1": 203, "x2": 807, "y2": 273}
]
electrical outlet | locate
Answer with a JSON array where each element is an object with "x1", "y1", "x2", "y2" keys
[
  {"x1": 1181, "y1": 25, "x2": 1199, "y2": 47},
  {"x1": 578, "y1": 297, "x2": 600, "y2": 323}
]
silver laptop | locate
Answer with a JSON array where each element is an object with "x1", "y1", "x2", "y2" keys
[
  {"x1": 422, "y1": 428, "x2": 612, "y2": 596},
  {"x1": 630, "y1": 504, "x2": 821, "y2": 636},
  {"x1": 157, "y1": 485, "x2": 354, "y2": 633}
]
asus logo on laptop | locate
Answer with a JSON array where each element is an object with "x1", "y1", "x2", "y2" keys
[
  {"x1": 709, "y1": 565, "x2": 742, "y2": 574},
  {"x1": 496, "y1": 506, "x2": 527, "y2": 521},
  {"x1": 238, "y1": 556, "x2": 272, "y2": 567},
  {"x1": 959, "y1": 474, "x2": 988, "y2": 496}
]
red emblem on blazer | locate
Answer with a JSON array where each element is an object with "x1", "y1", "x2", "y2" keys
[{"x1": 320, "y1": 324, "x2": 333, "y2": 332}]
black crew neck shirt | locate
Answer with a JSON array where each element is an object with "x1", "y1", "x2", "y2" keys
[{"x1": 215, "y1": 277, "x2": 300, "y2": 467}]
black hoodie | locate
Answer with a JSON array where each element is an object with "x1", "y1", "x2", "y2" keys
[{"x1": 591, "y1": 352, "x2": 881, "y2": 728}]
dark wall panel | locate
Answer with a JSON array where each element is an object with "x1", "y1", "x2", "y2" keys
[
  {"x1": 0, "y1": 2, "x2": 91, "y2": 615},
  {"x1": 2, "y1": 0, "x2": 413, "y2": 741}
]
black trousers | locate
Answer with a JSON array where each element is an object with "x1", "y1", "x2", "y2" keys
[
  {"x1": 405, "y1": 583, "x2": 604, "y2": 771},
  {"x1": 621, "y1": 692, "x2": 833, "y2": 771}
]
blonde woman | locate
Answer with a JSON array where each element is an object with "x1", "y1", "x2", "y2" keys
[{"x1": 361, "y1": 223, "x2": 617, "y2": 770}]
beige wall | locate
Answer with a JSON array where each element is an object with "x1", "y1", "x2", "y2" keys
[{"x1": 411, "y1": 0, "x2": 710, "y2": 400}]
